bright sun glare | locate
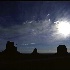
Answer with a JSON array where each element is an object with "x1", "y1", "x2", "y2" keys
[{"x1": 55, "y1": 20, "x2": 70, "y2": 37}]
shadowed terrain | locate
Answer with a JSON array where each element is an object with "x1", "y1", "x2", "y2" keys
[{"x1": 0, "y1": 41, "x2": 70, "y2": 70}]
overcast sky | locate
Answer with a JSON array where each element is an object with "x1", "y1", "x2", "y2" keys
[{"x1": 0, "y1": 1, "x2": 70, "y2": 53}]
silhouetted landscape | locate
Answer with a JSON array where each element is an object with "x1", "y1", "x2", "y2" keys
[
  {"x1": 1, "y1": 1, "x2": 70, "y2": 70},
  {"x1": 0, "y1": 41, "x2": 70, "y2": 70}
]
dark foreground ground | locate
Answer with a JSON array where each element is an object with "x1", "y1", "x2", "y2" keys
[{"x1": 0, "y1": 53, "x2": 70, "y2": 70}]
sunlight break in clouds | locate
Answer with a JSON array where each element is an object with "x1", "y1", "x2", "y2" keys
[
  {"x1": 55, "y1": 20, "x2": 70, "y2": 37},
  {"x1": 52, "y1": 18, "x2": 70, "y2": 40}
]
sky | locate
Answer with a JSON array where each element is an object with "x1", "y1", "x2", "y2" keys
[{"x1": 0, "y1": 1, "x2": 70, "y2": 53}]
